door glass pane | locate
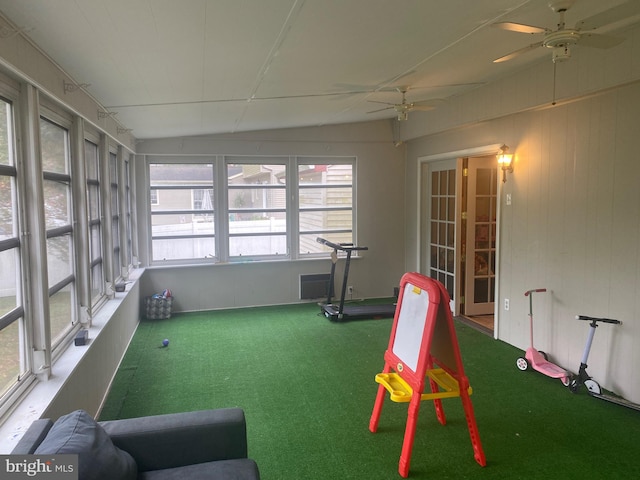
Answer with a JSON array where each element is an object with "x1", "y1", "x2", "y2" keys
[
  {"x1": 438, "y1": 223, "x2": 446, "y2": 245},
  {"x1": 475, "y1": 224, "x2": 490, "y2": 249},
  {"x1": 474, "y1": 278, "x2": 489, "y2": 303},
  {"x1": 476, "y1": 197, "x2": 490, "y2": 222},
  {"x1": 440, "y1": 171, "x2": 447, "y2": 195},
  {"x1": 475, "y1": 251, "x2": 490, "y2": 275},
  {"x1": 476, "y1": 168, "x2": 492, "y2": 195}
]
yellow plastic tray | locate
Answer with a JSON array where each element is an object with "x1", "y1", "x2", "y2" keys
[{"x1": 375, "y1": 369, "x2": 473, "y2": 403}]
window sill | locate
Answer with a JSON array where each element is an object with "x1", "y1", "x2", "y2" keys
[{"x1": 0, "y1": 269, "x2": 143, "y2": 453}]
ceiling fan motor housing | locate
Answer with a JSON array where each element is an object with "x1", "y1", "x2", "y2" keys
[
  {"x1": 551, "y1": 45, "x2": 571, "y2": 62},
  {"x1": 543, "y1": 30, "x2": 580, "y2": 49},
  {"x1": 548, "y1": 0, "x2": 576, "y2": 13}
]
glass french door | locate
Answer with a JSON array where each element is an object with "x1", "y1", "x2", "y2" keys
[
  {"x1": 422, "y1": 159, "x2": 458, "y2": 308},
  {"x1": 464, "y1": 157, "x2": 497, "y2": 315}
]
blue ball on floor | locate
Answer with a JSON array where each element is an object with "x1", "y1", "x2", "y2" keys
[{"x1": 162, "y1": 338, "x2": 169, "y2": 347}]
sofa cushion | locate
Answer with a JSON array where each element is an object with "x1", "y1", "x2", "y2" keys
[
  {"x1": 138, "y1": 458, "x2": 260, "y2": 480},
  {"x1": 35, "y1": 410, "x2": 137, "y2": 480}
]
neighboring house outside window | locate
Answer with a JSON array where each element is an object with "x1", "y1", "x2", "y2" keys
[{"x1": 147, "y1": 156, "x2": 355, "y2": 263}]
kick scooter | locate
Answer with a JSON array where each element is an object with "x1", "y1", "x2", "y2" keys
[
  {"x1": 569, "y1": 315, "x2": 640, "y2": 411},
  {"x1": 516, "y1": 289, "x2": 571, "y2": 386}
]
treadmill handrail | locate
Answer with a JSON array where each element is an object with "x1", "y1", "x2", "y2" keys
[{"x1": 316, "y1": 236, "x2": 369, "y2": 252}]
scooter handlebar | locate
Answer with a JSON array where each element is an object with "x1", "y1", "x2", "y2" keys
[
  {"x1": 524, "y1": 288, "x2": 547, "y2": 296},
  {"x1": 576, "y1": 315, "x2": 622, "y2": 325}
]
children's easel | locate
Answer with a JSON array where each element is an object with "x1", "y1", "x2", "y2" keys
[{"x1": 369, "y1": 272, "x2": 486, "y2": 477}]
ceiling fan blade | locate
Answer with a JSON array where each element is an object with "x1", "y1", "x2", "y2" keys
[
  {"x1": 411, "y1": 105, "x2": 437, "y2": 112},
  {"x1": 492, "y1": 21, "x2": 548, "y2": 34},
  {"x1": 408, "y1": 82, "x2": 485, "y2": 89},
  {"x1": 366, "y1": 106, "x2": 393, "y2": 114},
  {"x1": 411, "y1": 98, "x2": 445, "y2": 109},
  {"x1": 576, "y1": 1, "x2": 640, "y2": 31},
  {"x1": 493, "y1": 42, "x2": 543, "y2": 63},
  {"x1": 367, "y1": 100, "x2": 395, "y2": 106},
  {"x1": 579, "y1": 32, "x2": 625, "y2": 49}
]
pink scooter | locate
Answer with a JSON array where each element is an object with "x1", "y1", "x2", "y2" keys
[{"x1": 516, "y1": 288, "x2": 571, "y2": 386}]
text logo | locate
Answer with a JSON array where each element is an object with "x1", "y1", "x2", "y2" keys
[{"x1": 1, "y1": 455, "x2": 77, "y2": 479}]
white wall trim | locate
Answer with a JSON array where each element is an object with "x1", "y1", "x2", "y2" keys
[
  {"x1": 415, "y1": 144, "x2": 502, "y2": 270},
  {"x1": 415, "y1": 143, "x2": 504, "y2": 337}
]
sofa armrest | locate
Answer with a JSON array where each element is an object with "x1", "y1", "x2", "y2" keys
[
  {"x1": 99, "y1": 408, "x2": 248, "y2": 472},
  {"x1": 11, "y1": 419, "x2": 54, "y2": 454}
]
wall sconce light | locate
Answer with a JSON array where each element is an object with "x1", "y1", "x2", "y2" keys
[{"x1": 497, "y1": 144, "x2": 513, "y2": 183}]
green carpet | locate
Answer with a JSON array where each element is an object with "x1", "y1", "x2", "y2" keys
[{"x1": 100, "y1": 303, "x2": 640, "y2": 479}]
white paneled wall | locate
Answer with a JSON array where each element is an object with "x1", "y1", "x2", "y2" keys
[{"x1": 406, "y1": 23, "x2": 640, "y2": 403}]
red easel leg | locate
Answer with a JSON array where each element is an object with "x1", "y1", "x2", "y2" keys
[
  {"x1": 428, "y1": 376, "x2": 447, "y2": 425},
  {"x1": 369, "y1": 383, "x2": 387, "y2": 433},
  {"x1": 398, "y1": 393, "x2": 422, "y2": 478},
  {"x1": 460, "y1": 387, "x2": 486, "y2": 466},
  {"x1": 370, "y1": 364, "x2": 391, "y2": 433}
]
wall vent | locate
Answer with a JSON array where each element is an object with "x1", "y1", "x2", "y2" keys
[{"x1": 300, "y1": 273, "x2": 333, "y2": 300}]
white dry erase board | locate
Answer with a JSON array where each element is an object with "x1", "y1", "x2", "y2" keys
[{"x1": 391, "y1": 282, "x2": 430, "y2": 372}]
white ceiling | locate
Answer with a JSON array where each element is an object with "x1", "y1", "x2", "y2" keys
[{"x1": 0, "y1": 0, "x2": 638, "y2": 139}]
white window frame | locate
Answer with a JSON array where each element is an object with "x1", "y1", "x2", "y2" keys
[
  {"x1": 148, "y1": 158, "x2": 217, "y2": 263},
  {"x1": 39, "y1": 113, "x2": 78, "y2": 351},
  {"x1": 145, "y1": 155, "x2": 356, "y2": 264},
  {"x1": 296, "y1": 157, "x2": 355, "y2": 257},
  {"x1": 226, "y1": 156, "x2": 288, "y2": 260}
]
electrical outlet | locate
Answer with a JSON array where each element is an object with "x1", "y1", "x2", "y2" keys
[
  {"x1": 347, "y1": 286, "x2": 353, "y2": 295},
  {"x1": 504, "y1": 298, "x2": 510, "y2": 311}
]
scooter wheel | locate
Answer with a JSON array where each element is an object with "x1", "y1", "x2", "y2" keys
[
  {"x1": 538, "y1": 351, "x2": 549, "y2": 361},
  {"x1": 561, "y1": 376, "x2": 571, "y2": 387},
  {"x1": 516, "y1": 357, "x2": 529, "y2": 371},
  {"x1": 584, "y1": 379, "x2": 601, "y2": 395}
]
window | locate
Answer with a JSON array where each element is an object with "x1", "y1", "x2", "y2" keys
[
  {"x1": 123, "y1": 156, "x2": 134, "y2": 268},
  {"x1": 0, "y1": 84, "x2": 137, "y2": 418},
  {"x1": 85, "y1": 139, "x2": 103, "y2": 304},
  {"x1": 147, "y1": 156, "x2": 355, "y2": 263},
  {"x1": 227, "y1": 160, "x2": 287, "y2": 258},
  {"x1": 150, "y1": 163, "x2": 215, "y2": 261},
  {"x1": 0, "y1": 97, "x2": 24, "y2": 399},
  {"x1": 110, "y1": 151, "x2": 121, "y2": 279},
  {"x1": 298, "y1": 160, "x2": 353, "y2": 255},
  {"x1": 40, "y1": 117, "x2": 76, "y2": 346}
]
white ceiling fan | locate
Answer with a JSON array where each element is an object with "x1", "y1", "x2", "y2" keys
[
  {"x1": 492, "y1": 0, "x2": 640, "y2": 64},
  {"x1": 367, "y1": 87, "x2": 442, "y2": 121}
]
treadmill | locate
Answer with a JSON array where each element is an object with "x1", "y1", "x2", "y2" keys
[{"x1": 316, "y1": 237, "x2": 396, "y2": 322}]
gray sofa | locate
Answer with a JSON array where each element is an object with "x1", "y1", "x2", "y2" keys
[{"x1": 12, "y1": 408, "x2": 260, "y2": 480}]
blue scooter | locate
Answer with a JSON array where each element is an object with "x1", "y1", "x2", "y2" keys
[{"x1": 569, "y1": 315, "x2": 640, "y2": 411}]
